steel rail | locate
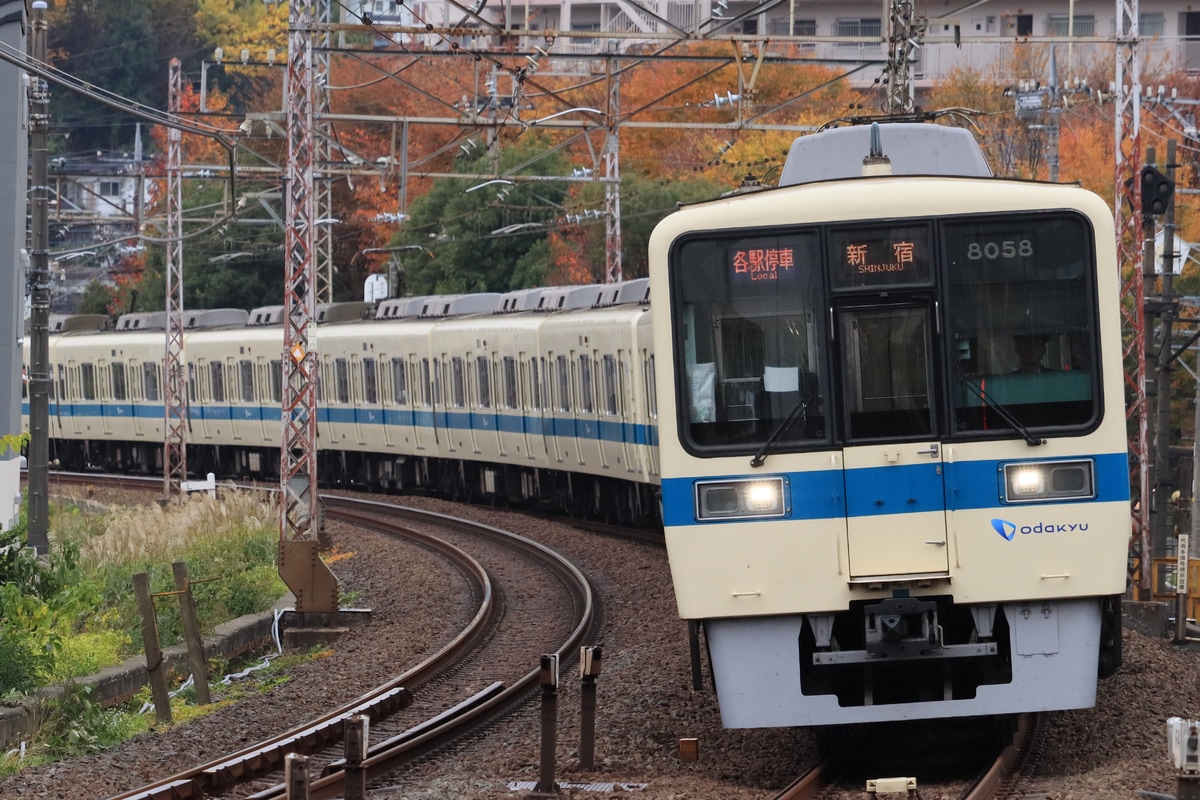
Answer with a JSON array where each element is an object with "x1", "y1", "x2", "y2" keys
[{"x1": 102, "y1": 503, "x2": 496, "y2": 800}]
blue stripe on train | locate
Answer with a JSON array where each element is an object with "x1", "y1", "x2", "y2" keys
[
  {"x1": 660, "y1": 451, "x2": 1130, "y2": 527},
  {"x1": 30, "y1": 402, "x2": 658, "y2": 449}
]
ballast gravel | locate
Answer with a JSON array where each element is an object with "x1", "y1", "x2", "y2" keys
[{"x1": 1, "y1": 493, "x2": 1197, "y2": 799}]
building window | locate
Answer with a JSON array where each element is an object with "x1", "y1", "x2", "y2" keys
[
  {"x1": 99, "y1": 181, "x2": 120, "y2": 197},
  {"x1": 834, "y1": 18, "x2": 881, "y2": 46},
  {"x1": 1046, "y1": 14, "x2": 1094, "y2": 36},
  {"x1": 1141, "y1": 13, "x2": 1164, "y2": 37}
]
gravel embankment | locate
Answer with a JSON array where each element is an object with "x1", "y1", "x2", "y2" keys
[{"x1": 2, "y1": 494, "x2": 1198, "y2": 799}]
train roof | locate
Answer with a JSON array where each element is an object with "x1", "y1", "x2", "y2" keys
[
  {"x1": 111, "y1": 308, "x2": 250, "y2": 331},
  {"x1": 778, "y1": 123, "x2": 991, "y2": 186}
]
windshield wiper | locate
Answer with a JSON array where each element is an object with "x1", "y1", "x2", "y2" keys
[
  {"x1": 750, "y1": 400, "x2": 807, "y2": 468},
  {"x1": 956, "y1": 370, "x2": 1045, "y2": 447}
]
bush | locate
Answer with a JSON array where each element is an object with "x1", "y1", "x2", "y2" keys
[{"x1": 0, "y1": 632, "x2": 47, "y2": 697}]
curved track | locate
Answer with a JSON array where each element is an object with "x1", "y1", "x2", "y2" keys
[{"x1": 88, "y1": 489, "x2": 600, "y2": 800}]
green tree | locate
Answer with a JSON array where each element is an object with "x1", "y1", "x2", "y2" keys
[
  {"x1": 48, "y1": 0, "x2": 201, "y2": 153},
  {"x1": 556, "y1": 172, "x2": 726, "y2": 283},
  {"x1": 76, "y1": 281, "x2": 115, "y2": 316},
  {"x1": 394, "y1": 136, "x2": 572, "y2": 294}
]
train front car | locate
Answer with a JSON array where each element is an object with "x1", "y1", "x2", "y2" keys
[{"x1": 648, "y1": 124, "x2": 1129, "y2": 728}]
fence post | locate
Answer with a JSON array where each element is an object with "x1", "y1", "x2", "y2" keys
[
  {"x1": 172, "y1": 561, "x2": 211, "y2": 705},
  {"x1": 133, "y1": 572, "x2": 172, "y2": 723},
  {"x1": 535, "y1": 654, "x2": 559, "y2": 794}
]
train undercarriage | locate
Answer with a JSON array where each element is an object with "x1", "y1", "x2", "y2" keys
[
  {"x1": 47, "y1": 436, "x2": 660, "y2": 528},
  {"x1": 691, "y1": 592, "x2": 1123, "y2": 727}
]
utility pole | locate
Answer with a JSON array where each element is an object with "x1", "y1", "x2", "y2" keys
[
  {"x1": 280, "y1": 0, "x2": 338, "y2": 614},
  {"x1": 603, "y1": 65, "x2": 622, "y2": 284},
  {"x1": 1116, "y1": 0, "x2": 1148, "y2": 598},
  {"x1": 26, "y1": 0, "x2": 50, "y2": 554},
  {"x1": 1148, "y1": 141, "x2": 1179, "y2": 579},
  {"x1": 164, "y1": 59, "x2": 187, "y2": 498}
]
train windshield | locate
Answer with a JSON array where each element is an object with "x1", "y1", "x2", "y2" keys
[
  {"x1": 944, "y1": 213, "x2": 1098, "y2": 433},
  {"x1": 671, "y1": 231, "x2": 829, "y2": 453},
  {"x1": 670, "y1": 211, "x2": 1099, "y2": 455}
]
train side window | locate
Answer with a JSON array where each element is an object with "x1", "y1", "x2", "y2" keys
[
  {"x1": 501, "y1": 356, "x2": 517, "y2": 409},
  {"x1": 450, "y1": 357, "x2": 465, "y2": 408},
  {"x1": 527, "y1": 356, "x2": 542, "y2": 410},
  {"x1": 270, "y1": 360, "x2": 282, "y2": 403},
  {"x1": 143, "y1": 362, "x2": 160, "y2": 402},
  {"x1": 601, "y1": 354, "x2": 618, "y2": 416},
  {"x1": 476, "y1": 356, "x2": 491, "y2": 409},
  {"x1": 391, "y1": 358, "x2": 409, "y2": 405},
  {"x1": 335, "y1": 358, "x2": 350, "y2": 404},
  {"x1": 554, "y1": 355, "x2": 571, "y2": 413},
  {"x1": 210, "y1": 362, "x2": 225, "y2": 403},
  {"x1": 21, "y1": 365, "x2": 27, "y2": 400},
  {"x1": 188, "y1": 363, "x2": 196, "y2": 402},
  {"x1": 80, "y1": 363, "x2": 96, "y2": 401},
  {"x1": 420, "y1": 358, "x2": 432, "y2": 406},
  {"x1": 363, "y1": 358, "x2": 378, "y2": 404},
  {"x1": 578, "y1": 354, "x2": 595, "y2": 414},
  {"x1": 240, "y1": 360, "x2": 254, "y2": 402},
  {"x1": 112, "y1": 362, "x2": 127, "y2": 401}
]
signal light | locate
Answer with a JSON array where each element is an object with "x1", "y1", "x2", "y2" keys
[{"x1": 1141, "y1": 165, "x2": 1175, "y2": 216}]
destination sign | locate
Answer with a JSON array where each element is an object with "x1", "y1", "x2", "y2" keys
[
  {"x1": 829, "y1": 224, "x2": 932, "y2": 290},
  {"x1": 728, "y1": 244, "x2": 799, "y2": 286}
]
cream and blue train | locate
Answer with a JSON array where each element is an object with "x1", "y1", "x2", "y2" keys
[
  {"x1": 649, "y1": 123, "x2": 1129, "y2": 728},
  {"x1": 23, "y1": 281, "x2": 661, "y2": 526},
  {"x1": 25, "y1": 122, "x2": 1130, "y2": 728}
]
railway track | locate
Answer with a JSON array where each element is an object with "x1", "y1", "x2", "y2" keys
[
  {"x1": 72, "y1": 489, "x2": 601, "y2": 800},
  {"x1": 769, "y1": 714, "x2": 1044, "y2": 800}
]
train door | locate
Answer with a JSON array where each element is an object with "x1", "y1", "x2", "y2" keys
[
  {"x1": 128, "y1": 361, "x2": 147, "y2": 438},
  {"x1": 616, "y1": 351, "x2": 639, "y2": 474},
  {"x1": 837, "y1": 303, "x2": 949, "y2": 579},
  {"x1": 232, "y1": 359, "x2": 253, "y2": 441},
  {"x1": 549, "y1": 353, "x2": 570, "y2": 464},
  {"x1": 96, "y1": 361, "x2": 114, "y2": 435},
  {"x1": 573, "y1": 351, "x2": 597, "y2": 467},
  {"x1": 520, "y1": 355, "x2": 544, "y2": 461},
  {"x1": 350, "y1": 356, "x2": 369, "y2": 446},
  {"x1": 415, "y1": 356, "x2": 432, "y2": 451},
  {"x1": 642, "y1": 351, "x2": 659, "y2": 477}
]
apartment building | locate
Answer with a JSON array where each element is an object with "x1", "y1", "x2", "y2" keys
[{"x1": 358, "y1": 0, "x2": 1198, "y2": 81}]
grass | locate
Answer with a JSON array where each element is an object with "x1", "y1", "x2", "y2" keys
[{"x1": 0, "y1": 488, "x2": 329, "y2": 773}]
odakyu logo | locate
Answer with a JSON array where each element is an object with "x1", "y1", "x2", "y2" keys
[{"x1": 991, "y1": 518, "x2": 1089, "y2": 540}]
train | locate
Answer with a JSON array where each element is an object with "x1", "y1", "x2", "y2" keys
[
  {"x1": 648, "y1": 123, "x2": 1129, "y2": 728},
  {"x1": 24, "y1": 122, "x2": 1130, "y2": 729}
]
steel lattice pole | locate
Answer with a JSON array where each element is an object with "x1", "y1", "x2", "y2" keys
[
  {"x1": 164, "y1": 58, "x2": 187, "y2": 498},
  {"x1": 604, "y1": 66, "x2": 622, "y2": 284},
  {"x1": 1115, "y1": 0, "x2": 1146, "y2": 596},
  {"x1": 314, "y1": 2, "x2": 334, "y2": 304},
  {"x1": 282, "y1": 0, "x2": 338, "y2": 613}
]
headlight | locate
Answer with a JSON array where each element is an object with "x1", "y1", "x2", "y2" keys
[
  {"x1": 1002, "y1": 459, "x2": 1095, "y2": 503},
  {"x1": 694, "y1": 477, "x2": 789, "y2": 520}
]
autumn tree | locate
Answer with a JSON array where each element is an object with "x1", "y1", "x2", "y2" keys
[{"x1": 47, "y1": 0, "x2": 203, "y2": 153}]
